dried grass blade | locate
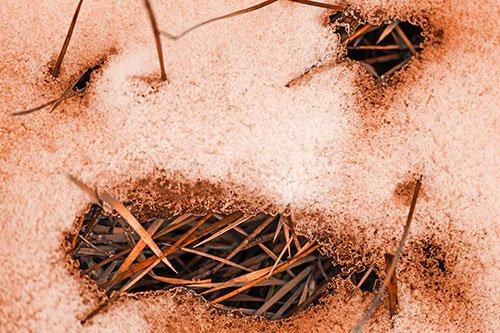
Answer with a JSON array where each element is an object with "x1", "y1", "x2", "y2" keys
[
  {"x1": 359, "y1": 61, "x2": 380, "y2": 80},
  {"x1": 145, "y1": 276, "x2": 210, "y2": 285},
  {"x1": 317, "y1": 257, "x2": 329, "y2": 282},
  {"x1": 394, "y1": 25, "x2": 417, "y2": 54},
  {"x1": 255, "y1": 265, "x2": 313, "y2": 316},
  {"x1": 380, "y1": 58, "x2": 410, "y2": 78},
  {"x1": 78, "y1": 205, "x2": 102, "y2": 253},
  {"x1": 295, "y1": 240, "x2": 314, "y2": 257},
  {"x1": 97, "y1": 261, "x2": 117, "y2": 285},
  {"x1": 376, "y1": 20, "x2": 399, "y2": 44},
  {"x1": 273, "y1": 216, "x2": 283, "y2": 242},
  {"x1": 342, "y1": 24, "x2": 372, "y2": 46},
  {"x1": 106, "y1": 212, "x2": 243, "y2": 287},
  {"x1": 194, "y1": 214, "x2": 251, "y2": 248},
  {"x1": 201, "y1": 267, "x2": 272, "y2": 295},
  {"x1": 283, "y1": 223, "x2": 292, "y2": 257},
  {"x1": 290, "y1": 0, "x2": 347, "y2": 10},
  {"x1": 348, "y1": 45, "x2": 403, "y2": 50},
  {"x1": 267, "y1": 236, "x2": 293, "y2": 278},
  {"x1": 298, "y1": 273, "x2": 312, "y2": 305},
  {"x1": 71, "y1": 215, "x2": 85, "y2": 253},
  {"x1": 204, "y1": 256, "x2": 316, "y2": 295},
  {"x1": 161, "y1": 0, "x2": 278, "y2": 40},
  {"x1": 181, "y1": 247, "x2": 253, "y2": 272},
  {"x1": 142, "y1": 0, "x2": 167, "y2": 81},
  {"x1": 348, "y1": 263, "x2": 375, "y2": 301},
  {"x1": 110, "y1": 218, "x2": 165, "y2": 286},
  {"x1": 210, "y1": 216, "x2": 275, "y2": 274},
  {"x1": 363, "y1": 53, "x2": 407, "y2": 65},
  {"x1": 385, "y1": 254, "x2": 399, "y2": 317},
  {"x1": 353, "y1": 176, "x2": 422, "y2": 333},
  {"x1": 82, "y1": 248, "x2": 130, "y2": 275},
  {"x1": 67, "y1": 175, "x2": 100, "y2": 201},
  {"x1": 234, "y1": 226, "x2": 278, "y2": 261},
  {"x1": 271, "y1": 279, "x2": 304, "y2": 320},
  {"x1": 288, "y1": 280, "x2": 328, "y2": 317},
  {"x1": 78, "y1": 235, "x2": 108, "y2": 256},
  {"x1": 226, "y1": 294, "x2": 266, "y2": 302},
  {"x1": 154, "y1": 214, "x2": 198, "y2": 238},
  {"x1": 285, "y1": 216, "x2": 302, "y2": 252},
  {"x1": 51, "y1": 0, "x2": 84, "y2": 77},
  {"x1": 99, "y1": 193, "x2": 177, "y2": 273},
  {"x1": 211, "y1": 243, "x2": 320, "y2": 304},
  {"x1": 10, "y1": 90, "x2": 84, "y2": 116}
]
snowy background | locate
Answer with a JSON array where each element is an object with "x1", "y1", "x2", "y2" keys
[{"x1": 0, "y1": 0, "x2": 499, "y2": 331}]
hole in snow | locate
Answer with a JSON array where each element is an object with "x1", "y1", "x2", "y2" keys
[
  {"x1": 68, "y1": 203, "x2": 378, "y2": 320},
  {"x1": 333, "y1": 18, "x2": 424, "y2": 81},
  {"x1": 73, "y1": 64, "x2": 101, "y2": 91}
]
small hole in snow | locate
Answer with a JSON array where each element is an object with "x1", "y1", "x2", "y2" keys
[
  {"x1": 74, "y1": 64, "x2": 101, "y2": 91},
  {"x1": 333, "y1": 18, "x2": 424, "y2": 81},
  {"x1": 351, "y1": 266, "x2": 379, "y2": 292}
]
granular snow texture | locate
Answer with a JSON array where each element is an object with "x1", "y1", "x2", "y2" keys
[{"x1": 0, "y1": 0, "x2": 499, "y2": 331}]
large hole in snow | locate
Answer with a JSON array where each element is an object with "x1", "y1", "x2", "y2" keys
[{"x1": 68, "y1": 203, "x2": 378, "y2": 321}]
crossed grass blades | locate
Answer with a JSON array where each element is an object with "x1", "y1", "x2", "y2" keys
[{"x1": 68, "y1": 177, "x2": 345, "y2": 322}]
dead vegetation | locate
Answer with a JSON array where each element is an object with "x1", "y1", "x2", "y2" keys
[{"x1": 68, "y1": 174, "x2": 422, "y2": 331}]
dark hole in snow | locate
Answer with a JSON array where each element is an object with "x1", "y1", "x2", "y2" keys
[
  {"x1": 74, "y1": 64, "x2": 101, "y2": 91},
  {"x1": 68, "y1": 204, "x2": 378, "y2": 320},
  {"x1": 351, "y1": 266, "x2": 379, "y2": 292},
  {"x1": 332, "y1": 18, "x2": 424, "y2": 81}
]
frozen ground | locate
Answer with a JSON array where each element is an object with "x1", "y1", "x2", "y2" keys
[{"x1": 0, "y1": 0, "x2": 499, "y2": 331}]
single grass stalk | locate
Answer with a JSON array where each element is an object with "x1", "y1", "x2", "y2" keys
[
  {"x1": 161, "y1": 0, "x2": 278, "y2": 40},
  {"x1": 10, "y1": 90, "x2": 84, "y2": 116},
  {"x1": 347, "y1": 262, "x2": 376, "y2": 301},
  {"x1": 51, "y1": 0, "x2": 84, "y2": 77},
  {"x1": 352, "y1": 176, "x2": 422, "y2": 333},
  {"x1": 385, "y1": 254, "x2": 398, "y2": 317},
  {"x1": 289, "y1": 0, "x2": 347, "y2": 10},
  {"x1": 142, "y1": 0, "x2": 167, "y2": 81},
  {"x1": 342, "y1": 24, "x2": 372, "y2": 46}
]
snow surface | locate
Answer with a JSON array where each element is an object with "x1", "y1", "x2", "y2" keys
[{"x1": 1, "y1": 0, "x2": 499, "y2": 331}]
